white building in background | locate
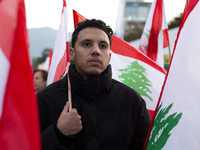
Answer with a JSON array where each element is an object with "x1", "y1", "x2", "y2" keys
[{"x1": 123, "y1": 0, "x2": 152, "y2": 41}]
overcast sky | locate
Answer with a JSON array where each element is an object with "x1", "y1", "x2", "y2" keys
[{"x1": 25, "y1": 0, "x2": 186, "y2": 32}]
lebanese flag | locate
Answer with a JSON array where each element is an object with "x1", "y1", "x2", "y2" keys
[
  {"x1": 47, "y1": 0, "x2": 70, "y2": 85},
  {"x1": 0, "y1": 0, "x2": 41, "y2": 149},
  {"x1": 43, "y1": 49, "x2": 53, "y2": 72},
  {"x1": 139, "y1": 0, "x2": 169, "y2": 68},
  {"x1": 144, "y1": 0, "x2": 200, "y2": 149},
  {"x1": 73, "y1": 10, "x2": 166, "y2": 118}
]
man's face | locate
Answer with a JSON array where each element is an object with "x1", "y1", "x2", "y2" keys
[{"x1": 70, "y1": 27, "x2": 111, "y2": 79}]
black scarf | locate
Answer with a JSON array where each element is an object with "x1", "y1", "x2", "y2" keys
[{"x1": 68, "y1": 64, "x2": 112, "y2": 99}]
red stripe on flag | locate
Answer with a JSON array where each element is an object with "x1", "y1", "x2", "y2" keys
[
  {"x1": 66, "y1": 41, "x2": 70, "y2": 62},
  {"x1": 173, "y1": 0, "x2": 198, "y2": 52},
  {"x1": 0, "y1": 0, "x2": 18, "y2": 60},
  {"x1": 146, "y1": 0, "x2": 163, "y2": 62},
  {"x1": 73, "y1": 10, "x2": 86, "y2": 29},
  {"x1": 163, "y1": 28, "x2": 169, "y2": 48},
  {"x1": 53, "y1": 42, "x2": 69, "y2": 82},
  {"x1": 48, "y1": 49, "x2": 53, "y2": 72},
  {"x1": 61, "y1": 0, "x2": 67, "y2": 15},
  {"x1": 111, "y1": 35, "x2": 166, "y2": 74},
  {"x1": 0, "y1": 0, "x2": 41, "y2": 149},
  {"x1": 148, "y1": 110, "x2": 155, "y2": 119},
  {"x1": 63, "y1": 0, "x2": 66, "y2": 7},
  {"x1": 53, "y1": 52, "x2": 67, "y2": 82}
]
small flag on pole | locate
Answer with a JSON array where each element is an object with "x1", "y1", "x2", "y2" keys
[
  {"x1": 47, "y1": 0, "x2": 70, "y2": 85},
  {"x1": 139, "y1": 0, "x2": 170, "y2": 67},
  {"x1": 144, "y1": 0, "x2": 200, "y2": 149},
  {"x1": 0, "y1": 0, "x2": 41, "y2": 149}
]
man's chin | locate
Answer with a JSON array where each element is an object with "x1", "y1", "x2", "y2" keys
[{"x1": 87, "y1": 68, "x2": 102, "y2": 77}]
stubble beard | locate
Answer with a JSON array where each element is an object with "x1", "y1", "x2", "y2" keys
[{"x1": 75, "y1": 63, "x2": 102, "y2": 79}]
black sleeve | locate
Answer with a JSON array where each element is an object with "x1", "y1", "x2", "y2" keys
[
  {"x1": 41, "y1": 124, "x2": 75, "y2": 150},
  {"x1": 54, "y1": 123, "x2": 75, "y2": 149},
  {"x1": 129, "y1": 98, "x2": 151, "y2": 150},
  {"x1": 37, "y1": 89, "x2": 75, "y2": 150}
]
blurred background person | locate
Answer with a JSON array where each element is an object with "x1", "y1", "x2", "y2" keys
[{"x1": 34, "y1": 69, "x2": 48, "y2": 93}]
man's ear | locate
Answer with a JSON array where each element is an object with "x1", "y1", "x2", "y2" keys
[{"x1": 69, "y1": 48, "x2": 75, "y2": 62}]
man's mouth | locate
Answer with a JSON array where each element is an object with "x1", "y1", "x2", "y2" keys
[{"x1": 88, "y1": 58, "x2": 102, "y2": 65}]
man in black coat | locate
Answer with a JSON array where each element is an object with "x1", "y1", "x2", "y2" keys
[{"x1": 37, "y1": 19, "x2": 151, "y2": 150}]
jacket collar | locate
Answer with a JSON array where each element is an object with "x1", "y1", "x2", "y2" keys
[{"x1": 68, "y1": 64, "x2": 112, "y2": 99}]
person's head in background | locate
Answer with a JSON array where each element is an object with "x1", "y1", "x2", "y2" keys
[{"x1": 34, "y1": 69, "x2": 48, "y2": 92}]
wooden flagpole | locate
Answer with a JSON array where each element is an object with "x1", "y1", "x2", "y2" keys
[{"x1": 67, "y1": 62, "x2": 72, "y2": 111}]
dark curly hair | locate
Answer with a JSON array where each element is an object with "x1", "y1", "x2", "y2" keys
[{"x1": 71, "y1": 19, "x2": 113, "y2": 48}]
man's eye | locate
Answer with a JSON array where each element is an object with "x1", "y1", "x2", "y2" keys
[
  {"x1": 99, "y1": 44, "x2": 107, "y2": 49},
  {"x1": 83, "y1": 43, "x2": 91, "y2": 47}
]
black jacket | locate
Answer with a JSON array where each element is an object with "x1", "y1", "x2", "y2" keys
[{"x1": 37, "y1": 64, "x2": 151, "y2": 150}]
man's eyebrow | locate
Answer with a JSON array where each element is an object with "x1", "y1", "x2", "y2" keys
[
  {"x1": 100, "y1": 40, "x2": 109, "y2": 45},
  {"x1": 80, "y1": 39, "x2": 92, "y2": 43},
  {"x1": 80, "y1": 39, "x2": 109, "y2": 45}
]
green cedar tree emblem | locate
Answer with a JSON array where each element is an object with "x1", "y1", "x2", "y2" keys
[
  {"x1": 118, "y1": 60, "x2": 153, "y2": 101},
  {"x1": 146, "y1": 102, "x2": 182, "y2": 150}
]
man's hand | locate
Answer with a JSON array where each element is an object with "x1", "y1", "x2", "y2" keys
[{"x1": 57, "y1": 102, "x2": 82, "y2": 136}]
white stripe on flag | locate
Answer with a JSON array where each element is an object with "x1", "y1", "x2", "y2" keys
[
  {"x1": 162, "y1": 2, "x2": 168, "y2": 30},
  {"x1": 0, "y1": 48, "x2": 10, "y2": 118},
  {"x1": 156, "y1": 29, "x2": 164, "y2": 66}
]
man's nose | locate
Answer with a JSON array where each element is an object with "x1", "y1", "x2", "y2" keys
[{"x1": 91, "y1": 44, "x2": 100, "y2": 55}]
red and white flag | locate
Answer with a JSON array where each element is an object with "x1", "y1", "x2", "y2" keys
[
  {"x1": 43, "y1": 49, "x2": 53, "y2": 72},
  {"x1": 139, "y1": 0, "x2": 169, "y2": 67},
  {"x1": 0, "y1": 0, "x2": 41, "y2": 149},
  {"x1": 144, "y1": 0, "x2": 200, "y2": 149},
  {"x1": 47, "y1": 0, "x2": 70, "y2": 85},
  {"x1": 73, "y1": 10, "x2": 166, "y2": 118}
]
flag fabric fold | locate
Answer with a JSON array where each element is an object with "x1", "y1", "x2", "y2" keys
[
  {"x1": 144, "y1": 0, "x2": 200, "y2": 149},
  {"x1": 73, "y1": 10, "x2": 86, "y2": 29},
  {"x1": 43, "y1": 49, "x2": 53, "y2": 72},
  {"x1": 47, "y1": 0, "x2": 70, "y2": 85},
  {"x1": 73, "y1": 10, "x2": 166, "y2": 118},
  {"x1": 139, "y1": 0, "x2": 170, "y2": 67},
  {"x1": 114, "y1": 0, "x2": 125, "y2": 39},
  {"x1": 0, "y1": 0, "x2": 41, "y2": 149}
]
